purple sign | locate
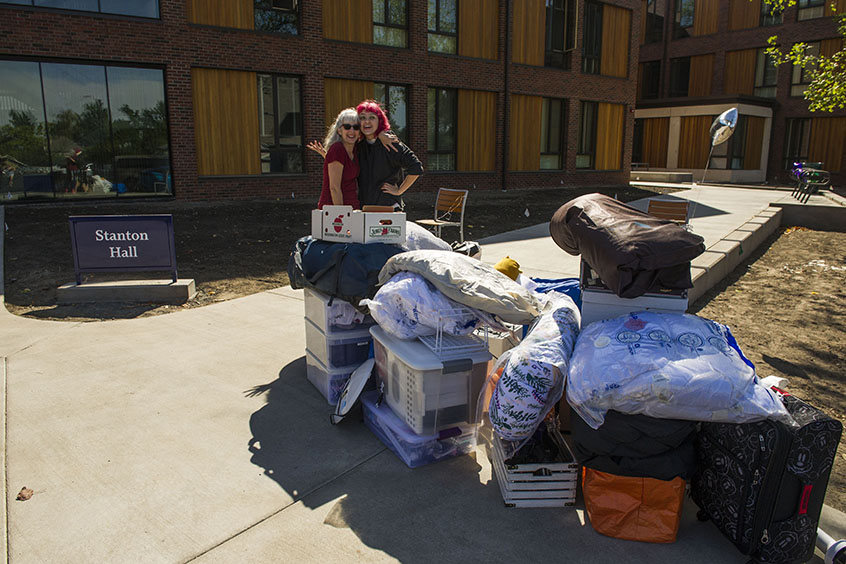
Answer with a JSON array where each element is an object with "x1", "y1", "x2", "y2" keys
[{"x1": 68, "y1": 215, "x2": 178, "y2": 284}]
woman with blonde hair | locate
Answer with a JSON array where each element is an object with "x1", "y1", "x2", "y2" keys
[{"x1": 317, "y1": 107, "x2": 362, "y2": 209}]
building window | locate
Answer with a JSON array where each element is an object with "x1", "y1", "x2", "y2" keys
[
  {"x1": 258, "y1": 74, "x2": 302, "y2": 174},
  {"x1": 797, "y1": 0, "x2": 825, "y2": 20},
  {"x1": 641, "y1": 60, "x2": 661, "y2": 99},
  {"x1": 760, "y1": 1, "x2": 783, "y2": 26},
  {"x1": 1, "y1": 0, "x2": 160, "y2": 17},
  {"x1": 576, "y1": 101, "x2": 597, "y2": 169},
  {"x1": 582, "y1": 1, "x2": 603, "y2": 74},
  {"x1": 724, "y1": 115, "x2": 748, "y2": 169},
  {"x1": 254, "y1": 0, "x2": 299, "y2": 34},
  {"x1": 791, "y1": 42, "x2": 820, "y2": 96},
  {"x1": 0, "y1": 59, "x2": 170, "y2": 201},
  {"x1": 754, "y1": 48, "x2": 778, "y2": 97},
  {"x1": 540, "y1": 98, "x2": 566, "y2": 169},
  {"x1": 427, "y1": 87, "x2": 456, "y2": 170},
  {"x1": 783, "y1": 118, "x2": 811, "y2": 168},
  {"x1": 428, "y1": 0, "x2": 457, "y2": 54},
  {"x1": 545, "y1": 0, "x2": 577, "y2": 68},
  {"x1": 674, "y1": 0, "x2": 694, "y2": 38},
  {"x1": 669, "y1": 56, "x2": 690, "y2": 97},
  {"x1": 373, "y1": 0, "x2": 407, "y2": 47},
  {"x1": 644, "y1": 0, "x2": 665, "y2": 43},
  {"x1": 375, "y1": 83, "x2": 408, "y2": 142}
]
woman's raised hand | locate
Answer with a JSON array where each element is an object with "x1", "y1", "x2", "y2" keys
[
  {"x1": 306, "y1": 140, "x2": 326, "y2": 158},
  {"x1": 378, "y1": 131, "x2": 399, "y2": 152}
]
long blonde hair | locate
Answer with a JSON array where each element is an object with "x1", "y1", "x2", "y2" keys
[{"x1": 323, "y1": 108, "x2": 359, "y2": 148}]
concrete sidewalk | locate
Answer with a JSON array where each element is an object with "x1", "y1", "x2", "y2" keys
[{"x1": 1, "y1": 187, "x2": 844, "y2": 563}]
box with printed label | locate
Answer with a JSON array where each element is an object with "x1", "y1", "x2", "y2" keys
[{"x1": 311, "y1": 205, "x2": 406, "y2": 245}]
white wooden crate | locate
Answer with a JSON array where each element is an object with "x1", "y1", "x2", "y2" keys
[{"x1": 491, "y1": 428, "x2": 579, "y2": 508}]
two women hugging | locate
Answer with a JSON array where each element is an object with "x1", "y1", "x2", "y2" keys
[{"x1": 310, "y1": 100, "x2": 423, "y2": 211}]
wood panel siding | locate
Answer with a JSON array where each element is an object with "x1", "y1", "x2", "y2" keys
[
  {"x1": 459, "y1": 0, "x2": 498, "y2": 59},
  {"x1": 688, "y1": 53, "x2": 714, "y2": 96},
  {"x1": 323, "y1": 0, "x2": 373, "y2": 43},
  {"x1": 596, "y1": 102, "x2": 624, "y2": 170},
  {"x1": 821, "y1": 37, "x2": 844, "y2": 58},
  {"x1": 640, "y1": 117, "x2": 669, "y2": 168},
  {"x1": 508, "y1": 94, "x2": 543, "y2": 170},
  {"x1": 827, "y1": 0, "x2": 846, "y2": 15},
  {"x1": 728, "y1": 0, "x2": 760, "y2": 31},
  {"x1": 677, "y1": 115, "x2": 712, "y2": 168},
  {"x1": 809, "y1": 117, "x2": 846, "y2": 172},
  {"x1": 724, "y1": 49, "x2": 756, "y2": 95},
  {"x1": 693, "y1": 0, "x2": 719, "y2": 35},
  {"x1": 640, "y1": 0, "x2": 647, "y2": 43},
  {"x1": 601, "y1": 6, "x2": 631, "y2": 77},
  {"x1": 324, "y1": 78, "x2": 374, "y2": 128},
  {"x1": 512, "y1": 0, "x2": 545, "y2": 66},
  {"x1": 187, "y1": 0, "x2": 253, "y2": 29},
  {"x1": 457, "y1": 90, "x2": 497, "y2": 171},
  {"x1": 744, "y1": 116, "x2": 765, "y2": 170},
  {"x1": 192, "y1": 68, "x2": 260, "y2": 176}
]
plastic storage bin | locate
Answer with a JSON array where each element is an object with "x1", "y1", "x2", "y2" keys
[
  {"x1": 370, "y1": 326, "x2": 491, "y2": 435},
  {"x1": 305, "y1": 349, "x2": 358, "y2": 405},
  {"x1": 305, "y1": 318, "x2": 372, "y2": 370},
  {"x1": 303, "y1": 287, "x2": 374, "y2": 335},
  {"x1": 361, "y1": 391, "x2": 476, "y2": 468}
]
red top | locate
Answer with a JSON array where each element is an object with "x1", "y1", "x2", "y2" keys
[{"x1": 318, "y1": 142, "x2": 360, "y2": 209}]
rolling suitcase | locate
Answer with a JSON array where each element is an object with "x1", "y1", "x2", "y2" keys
[{"x1": 692, "y1": 390, "x2": 842, "y2": 564}]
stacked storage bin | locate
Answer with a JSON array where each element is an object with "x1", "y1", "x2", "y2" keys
[
  {"x1": 579, "y1": 261, "x2": 688, "y2": 326},
  {"x1": 361, "y1": 325, "x2": 491, "y2": 468},
  {"x1": 303, "y1": 288, "x2": 375, "y2": 404}
]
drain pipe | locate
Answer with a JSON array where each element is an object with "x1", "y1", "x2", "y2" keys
[{"x1": 501, "y1": 0, "x2": 511, "y2": 192}]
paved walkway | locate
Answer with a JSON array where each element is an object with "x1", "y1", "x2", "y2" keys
[{"x1": 1, "y1": 187, "x2": 844, "y2": 563}]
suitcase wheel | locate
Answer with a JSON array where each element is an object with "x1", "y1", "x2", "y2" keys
[{"x1": 696, "y1": 509, "x2": 710, "y2": 522}]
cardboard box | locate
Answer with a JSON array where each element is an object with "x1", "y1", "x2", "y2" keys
[{"x1": 311, "y1": 205, "x2": 406, "y2": 244}]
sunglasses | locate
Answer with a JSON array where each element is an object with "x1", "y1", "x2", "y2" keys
[{"x1": 341, "y1": 124, "x2": 361, "y2": 131}]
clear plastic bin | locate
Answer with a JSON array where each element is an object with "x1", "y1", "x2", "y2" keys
[
  {"x1": 305, "y1": 318, "x2": 372, "y2": 370},
  {"x1": 361, "y1": 391, "x2": 476, "y2": 468},
  {"x1": 370, "y1": 326, "x2": 491, "y2": 435},
  {"x1": 305, "y1": 349, "x2": 357, "y2": 405},
  {"x1": 303, "y1": 287, "x2": 374, "y2": 335}
]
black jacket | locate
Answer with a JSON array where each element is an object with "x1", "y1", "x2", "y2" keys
[{"x1": 357, "y1": 139, "x2": 424, "y2": 208}]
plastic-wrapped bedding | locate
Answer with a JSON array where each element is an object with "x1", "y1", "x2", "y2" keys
[
  {"x1": 360, "y1": 272, "x2": 506, "y2": 340},
  {"x1": 379, "y1": 250, "x2": 543, "y2": 326},
  {"x1": 478, "y1": 293, "x2": 581, "y2": 456},
  {"x1": 400, "y1": 221, "x2": 453, "y2": 252},
  {"x1": 566, "y1": 311, "x2": 794, "y2": 429}
]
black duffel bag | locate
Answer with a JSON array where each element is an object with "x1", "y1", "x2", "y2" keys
[{"x1": 287, "y1": 236, "x2": 403, "y2": 311}]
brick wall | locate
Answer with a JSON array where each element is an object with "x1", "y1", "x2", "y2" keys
[{"x1": 1, "y1": 0, "x2": 639, "y2": 202}]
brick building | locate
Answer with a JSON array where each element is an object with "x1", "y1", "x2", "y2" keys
[
  {"x1": 634, "y1": 0, "x2": 846, "y2": 186},
  {"x1": 0, "y1": 0, "x2": 640, "y2": 203}
]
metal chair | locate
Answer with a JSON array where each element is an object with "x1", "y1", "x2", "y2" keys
[{"x1": 417, "y1": 188, "x2": 469, "y2": 243}]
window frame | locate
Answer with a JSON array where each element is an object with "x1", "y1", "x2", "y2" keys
[
  {"x1": 759, "y1": 0, "x2": 783, "y2": 26},
  {"x1": 0, "y1": 0, "x2": 161, "y2": 18},
  {"x1": 374, "y1": 82, "x2": 409, "y2": 143},
  {"x1": 724, "y1": 114, "x2": 748, "y2": 169},
  {"x1": 753, "y1": 47, "x2": 778, "y2": 97},
  {"x1": 257, "y1": 73, "x2": 304, "y2": 175},
  {"x1": 668, "y1": 56, "x2": 690, "y2": 97},
  {"x1": 373, "y1": 0, "x2": 408, "y2": 48},
  {"x1": 640, "y1": 60, "x2": 661, "y2": 99},
  {"x1": 427, "y1": 0, "x2": 458, "y2": 54},
  {"x1": 783, "y1": 118, "x2": 811, "y2": 168},
  {"x1": 427, "y1": 87, "x2": 457, "y2": 171},
  {"x1": 576, "y1": 100, "x2": 598, "y2": 170},
  {"x1": 797, "y1": 0, "x2": 825, "y2": 21},
  {"x1": 540, "y1": 97, "x2": 566, "y2": 170},
  {"x1": 790, "y1": 41, "x2": 820, "y2": 96},
  {"x1": 644, "y1": 0, "x2": 665, "y2": 43},
  {"x1": 673, "y1": 0, "x2": 695, "y2": 38},
  {"x1": 581, "y1": 1, "x2": 603, "y2": 74},
  {"x1": 254, "y1": 0, "x2": 300, "y2": 35},
  {"x1": 545, "y1": 0, "x2": 578, "y2": 69}
]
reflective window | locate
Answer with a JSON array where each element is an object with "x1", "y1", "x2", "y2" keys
[
  {"x1": 754, "y1": 48, "x2": 778, "y2": 97},
  {"x1": 577, "y1": 101, "x2": 597, "y2": 169},
  {"x1": 791, "y1": 42, "x2": 820, "y2": 96},
  {"x1": 374, "y1": 0, "x2": 408, "y2": 47},
  {"x1": 797, "y1": 0, "x2": 825, "y2": 20},
  {"x1": 540, "y1": 98, "x2": 565, "y2": 170},
  {"x1": 258, "y1": 74, "x2": 303, "y2": 174},
  {"x1": 4, "y1": 0, "x2": 160, "y2": 18},
  {"x1": 783, "y1": 118, "x2": 811, "y2": 168},
  {"x1": 582, "y1": 1, "x2": 602, "y2": 74},
  {"x1": 640, "y1": 60, "x2": 661, "y2": 99},
  {"x1": 669, "y1": 56, "x2": 690, "y2": 97},
  {"x1": 760, "y1": 1, "x2": 783, "y2": 26},
  {"x1": 427, "y1": 87, "x2": 456, "y2": 170},
  {"x1": 375, "y1": 83, "x2": 408, "y2": 142},
  {"x1": 644, "y1": 0, "x2": 665, "y2": 43},
  {"x1": 254, "y1": 0, "x2": 299, "y2": 34},
  {"x1": 428, "y1": 0, "x2": 457, "y2": 54},
  {"x1": 545, "y1": 0, "x2": 577, "y2": 68},
  {"x1": 674, "y1": 0, "x2": 694, "y2": 38},
  {"x1": 0, "y1": 59, "x2": 170, "y2": 201}
]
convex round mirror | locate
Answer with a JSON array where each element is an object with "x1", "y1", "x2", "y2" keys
[{"x1": 710, "y1": 107, "x2": 738, "y2": 147}]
